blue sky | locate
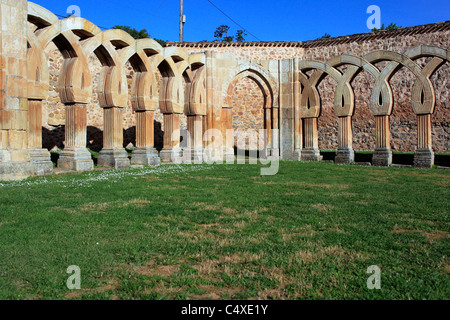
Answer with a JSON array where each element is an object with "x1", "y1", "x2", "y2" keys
[{"x1": 31, "y1": 0, "x2": 449, "y2": 42}]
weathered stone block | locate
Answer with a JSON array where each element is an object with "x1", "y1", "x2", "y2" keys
[
  {"x1": 414, "y1": 148, "x2": 434, "y2": 168},
  {"x1": 131, "y1": 147, "x2": 161, "y2": 166},
  {"x1": 8, "y1": 130, "x2": 26, "y2": 149},
  {"x1": 0, "y1": 162, "x2": 33, "y2": 181},
  {"x1": 373, "y1": 148, "x2": 392, "y2": 166},
  {"x1": 336, "y1": 147, "x2": 355, "y2": 164},
  {"x1": 98, "y1": 148, "x2": 130, "y2": 169},
  {"x1": 10, "y1": 149, "x2": 30, "y2": 162},
  {"x1": 29, "y1": 148, "x2": 53, "y2": 176},
  {"x1": 57, "y1": 148, "x2": 94, "y2": 172},
  {"x1": 301, "y1": 148, "x2": 322, "y2": 162},
  {"x1": 0, "y1": 130, "x2": 8, "y2": 149},
  {"x1": 160, "y1": 147, "x2": 182, "y2": 163}
]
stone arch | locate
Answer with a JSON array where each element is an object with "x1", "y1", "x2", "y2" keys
[
  {"x1": 27, "y1": 27, "x2": 49, "y2": 101},
  {"x1": 223, "y1": 64, "x2": 277, "y2": 154},
  {"x1": 222, "y1": 63, "x2": 277, "y2": 109}
]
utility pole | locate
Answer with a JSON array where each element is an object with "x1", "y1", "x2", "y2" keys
[{"x1": 179, "y1": 0, "x2": 185, "y2": 42}]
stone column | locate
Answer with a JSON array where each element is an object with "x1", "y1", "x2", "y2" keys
[
  {"x1": 202, "y1": 115, "x2": 208, "y2": 149},
  {"x1": 335, "y1": 116, "x2": 355, "y2": 164},
  {"x1": 28, "y1": 100, "x2": 53, "y2": 176},
  {"x1": 160, "y1": 113, "x2": 182, "y2": 162},
  {"x1": 221, "y1": 108, "x2": 234, "y2": 162},
  {"x1": 0, "y1": 0, "x2": 34, "y2": 180},
  {"x1": 187, "y1": 115, "x2": 203, "y2": 162},
  {"x1": 204, "y1": 51, "x2": 214, "y2": 160},
  {"x1": 131, "y1": 110, "x2": 160, "y2": 166},
  {"x1": 57, "y1": 103, "x2": 94, "y2": 171},
  {"x1": 272, "y1": 107, "x2": 280, "y2": 157},
  {"x1": 414, "y1": 114, "x2": 434, "y2": 168},
  {"x1": 373, "y1": 115, "x2": 392, "y2": 166},
  {"x1": 293, "y1": 60, "x2": 302, "y2": 160},
  {"x1": 263, "y1": 107, "x2": 272, "y2": 158},
  {"x1": 301, "y1": 117, "x2": 321, "y2": 161},
  {"x1": 98, "y1": 107, "x2": 130, "y2": 169}
]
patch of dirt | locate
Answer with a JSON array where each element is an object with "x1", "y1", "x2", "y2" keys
[
  {"x1": 135, "y1": 262, "x2": 179, "y2": 277},
  {"x1": 222, "y1": 207, "x2": 237, "y2": 214},
  {"x1": 146, "y1": 281, "x2": 183, "y2": 296},
  {"x1": 290, "y1": 244, "x2": 369, "y2": 265},
  {"x1": 192, "y1": 202, "x2": 221, "y2": 211},
  {"x1": 123, "y1": 199, "x2": 152, "y2": 207},
  {"x1": 53, "y1": 207, "x2": 78, "y2": 214},
  {"x1": 65, "y1": 280, "x2": 118, "y2": 299},
  {"x1": 444, "y1": 262, "x2": 450, "y2": 274},
  {"x1": 188, "y1": 284, "x2": 244, "y2": 300},
  {"x1": 281, "y1": 225, "x2": 317, "y2": 239},
  {"x1": 284, "y1": 181, "x2": 335, "y2": 189},
  {"x1": 312, "y1": 203, "x2": 333, "y2": 212},
  {"x1": 257, "y1": 288, "x2": 290, "y2": 300},
  {"x1": 392, "y1": 227, "x2": 450, "y2": 241},
  {"x1": 254, "y1": 181, "x2": 277, "y2": 185}
]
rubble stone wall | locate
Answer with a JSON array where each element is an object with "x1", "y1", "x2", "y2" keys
[{"x1": 43, "y1": 29, "x2": 449, "y2": 153}]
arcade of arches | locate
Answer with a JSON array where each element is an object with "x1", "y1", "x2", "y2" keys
[{"x1": 0, "y1": 1, "x2": 448, "y2": 180}]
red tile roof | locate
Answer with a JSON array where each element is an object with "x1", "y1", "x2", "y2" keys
[{"x1": 166, "y1": 21, "x2": 450, "y2": 49}]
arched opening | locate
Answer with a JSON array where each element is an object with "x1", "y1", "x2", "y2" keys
[{"x1": 230, "y1": 76, "x2": 265, "y2": 152}]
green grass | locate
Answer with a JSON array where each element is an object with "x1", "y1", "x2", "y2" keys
[{"x1": 0, "y1": 161, "x2": 448, "y2": 300}]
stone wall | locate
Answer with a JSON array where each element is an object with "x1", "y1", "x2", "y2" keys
[
  {"x1": 174, "y1": 26, "x2": 449, "y2": 153},
  {"x1": 231, "y1": 77, "x2": 265, "y2": 149},
  {"x1": 42, "y1": 24, "x2": 449, "y2": 154},
  {"x1": 302, "y1": 30, "x2": 450, "y2": 153},
  {"x1": 42, "y1": 43, "x2": 186, "y2": 152}
]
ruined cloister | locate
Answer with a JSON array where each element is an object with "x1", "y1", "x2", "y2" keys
[{"x1": 0, "y1": 1, "x2": 449, "y2": 181}]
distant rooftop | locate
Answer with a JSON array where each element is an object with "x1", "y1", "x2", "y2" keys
[{"x1": 167, "y1": 21, "x2": 450, "y2": 49}]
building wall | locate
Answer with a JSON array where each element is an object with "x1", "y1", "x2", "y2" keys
[
  {"x1": 176, "y1": 29, "x2": 450, "y2": 153},
  {"x1": 42, "y1": 28, "x2": 449, "y2": 153}
]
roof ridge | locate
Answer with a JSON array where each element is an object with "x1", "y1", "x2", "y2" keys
[{"x1": 166, "y1": 21, "x2": 450, "y2": 48}]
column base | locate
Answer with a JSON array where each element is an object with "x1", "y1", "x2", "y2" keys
[
  {"x1": 223, "y1": 147, "x2": 235, "y2": 163},
  {"x1": 291, "y1": 149, "x2": 302, "y2": 161},
  {"x1": 29, "y1": 148, "x2": 53, "y2": 176},
  {"x1": 372, "y1": 148, "x2": 392, "y2": 167},
  {"x1": 131, "y1": 147, "x2": 161, "y2": 166},
  {"x1": 271, "y1": 148, "x2": 281, "y2": 159},
  {"x1": 335, "y1": 148, "x2": 355, "y2": 164},
  {"x1": 204, "y1": 147, "x2": 224, "y2": 163},
  {"x1": 98, "y1": 148, "x2": 131, "y2": 169},
  {"x1": 179, "y1": 148, "x2": 204, "y2": 164},
  {"x1": 0, "y1": 150, "x2": 11, "y2": 163},
  {"x1": 301, "y1": 148, "x2": 323, "y2": 161},
  {"x1": 57, "y1": 148, "x2": 94, "y2": 172},
  {"x1": 160, "y1": 148, "x2": 182, "y2": 163},
  {"x1": 0, "y1": 162, "x2": 34, "y2": 181},
  {"x1": 414, "y1": 148, "x2": 434, "y2": 168}
]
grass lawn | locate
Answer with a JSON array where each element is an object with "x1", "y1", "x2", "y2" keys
[{"x1": 0, "y1": 161, "x2": 448, "y2": 300}]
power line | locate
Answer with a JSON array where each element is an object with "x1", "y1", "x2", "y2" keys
[
  {"x1": 142, "y1": 0, "x2": 169, "y2": 29},
  {"x1": 206, "y1": 0, "x2": 261, "y2": 41}
]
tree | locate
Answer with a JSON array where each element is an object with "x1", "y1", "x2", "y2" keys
[
  {"x1": 214, "y1": 25, "x2": 231, "y2": 42},
  {"x1": 112, "y1": 25, "x2": 150, "y2": 39},
  {"x1": 112, "y1": 25, "x2": 166, "y2": 47},
  {"x1": 154, "y1": 39, "x2": 167, "y2": 47},
  {"x1": 235, "y1": 30, "x2": 247, "y2": 42},
  {"x1": 319, "y1": 33, "x2": 331, "y2": 39},
  {"x1": 372, "y1": 23, "x2": 402, "y2": 32},
  {"x1": 214, "y1": 25, "x2": 249, "y2": 43}
]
